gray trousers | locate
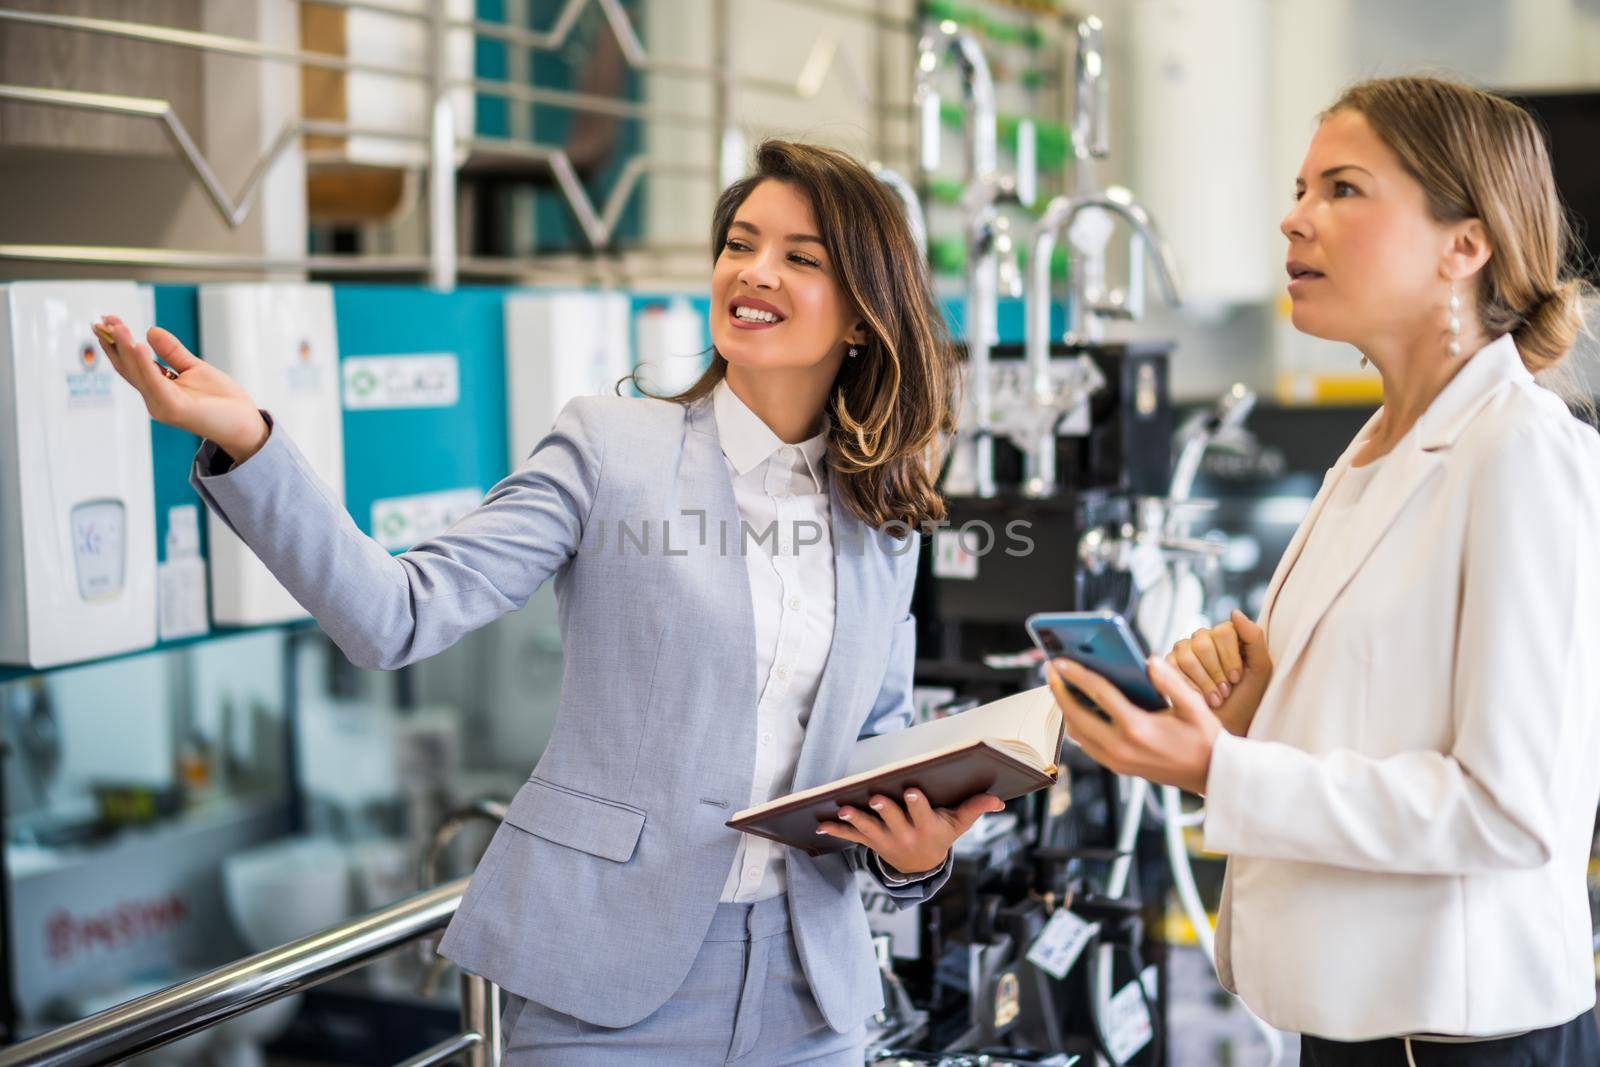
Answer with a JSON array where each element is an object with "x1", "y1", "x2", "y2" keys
[{"x1": 501, "y1": 894, "x2": 868, "y2": 1065}]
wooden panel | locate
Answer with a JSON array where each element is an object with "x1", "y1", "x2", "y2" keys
[
  {"x1": 0, "y1": 0, "x2": 204, "y2": 155},
  {"x1": 300, "y1": 1, "x2": 346, "y2": 153}
]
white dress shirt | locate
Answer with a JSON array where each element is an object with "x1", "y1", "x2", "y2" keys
[
  {"x1": 1264, "y1": 449, "x2": 1386, "y2": 667},
  {"x1": 713, "y1": 379, "x2": 931, "y2": 902}
]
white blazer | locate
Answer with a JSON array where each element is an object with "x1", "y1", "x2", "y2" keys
[{"x1": 1202, "y1": 334, "x2": 1600, "y2": 1041}]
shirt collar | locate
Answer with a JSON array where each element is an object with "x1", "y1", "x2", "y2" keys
[{"x1": 712, "y1": 378, "x2": 830, "y2": 487}]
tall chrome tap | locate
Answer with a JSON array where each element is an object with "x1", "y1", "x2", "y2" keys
[
  {"x1": 868, "y1": 163, "x2": 927, "y2": 258},
  {"x1": 1018, "y1": 188, "x2": 1183, "y2": 496},
  {"x1": 916, "y1": 23, "x2": 1034, "y2": 498}
]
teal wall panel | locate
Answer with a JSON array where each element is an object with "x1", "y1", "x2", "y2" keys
[{"x1": 0, "y1": 282, "x2": 1063, "y2": 683}]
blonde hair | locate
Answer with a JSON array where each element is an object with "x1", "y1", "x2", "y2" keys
[{"x1": 1325, "y1": 76, "x2": 1594, "y2": 404}]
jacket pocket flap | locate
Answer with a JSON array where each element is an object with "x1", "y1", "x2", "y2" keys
[{"x1": 502, "y1": 777, "x2": 647, "y2": 863}]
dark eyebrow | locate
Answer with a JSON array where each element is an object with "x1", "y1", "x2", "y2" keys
[
  {"x1": 729, "y1": 219, "x2": 826, "y2": 247},
  {"x1": 1294, "y1": 164, "x2": 1374, "y2": 186},
  {"x1": 1320, "y1": 165, "x2": 1372, "y2": 180}
]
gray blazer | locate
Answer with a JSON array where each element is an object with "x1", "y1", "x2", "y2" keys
[{"x1": 191, "y1": 391, "x2": 953, "y2": 1032}]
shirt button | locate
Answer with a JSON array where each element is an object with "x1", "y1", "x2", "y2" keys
[
  {"x1": 775, "y1": 665, "x2": 789, "y2": 679},
  {"x1": 761, "y1": 731, "x2": 774, "y2": 745},
  {"x1": 747, "y1": 866, "x2": 760, "y2": 879},
  {"x1": 787, "y1": 596, "x2": 801, "y2": 610}
]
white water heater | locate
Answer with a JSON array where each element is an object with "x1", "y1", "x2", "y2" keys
[
  {"x1": 0, "y1": 282, "x2": 158, "y2": 667},
  {"x1": 199, "y1": 284, "x2": 344, "y2": 626},
  {"x1": 504, "y1": 290, "x2": 632, "y2": 468},
  {"x1": 1130, "y1": 0, "x2": 1274, "y2": 310}
]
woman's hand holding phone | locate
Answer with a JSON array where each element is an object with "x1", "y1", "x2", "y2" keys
[
  {"x1": 1165, "y1": 610, "x2": 1273, "y2": 738},
  {"x1": 92, "y1": 314, "x2": 269, "y2": 464},
  {"x1": 1045, "y1": 652, "x2": 1223, "y2": 796}
]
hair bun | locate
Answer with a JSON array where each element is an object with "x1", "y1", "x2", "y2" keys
[{"x1": 1513, "y1": 278, "x2": 1590, "y2": 373}]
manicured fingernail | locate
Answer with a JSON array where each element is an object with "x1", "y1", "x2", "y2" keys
[
  {"x1": 869, "y1": 800, "x2": 884, "y2": 810},
  {"x1": 816, "y1": 827, "x2": 829, "y2": 835},
  {"x1": 905, "y1": 791, "x2": 920, "y2": 802},
  {"x1": 1219, "y1": 682, "x2": 1231, "y2": 699},
  {"x1": 838, "y1": 810, "x2": 852, "y2": 820},
  {"x1": 1208, "y1": 692, "x2": 1222, "y2": 708},
  {"x1": 1230, "y1": 669, "x2": 1242, "y2": 684}
]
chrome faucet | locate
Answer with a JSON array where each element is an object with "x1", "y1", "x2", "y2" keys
[
  {"x1": 1072, "y1": 15, "x2": 1110, "y2": 189},
  {"x1": 868, "y1": 163, "x2": 927, "y2": 259},
  {"x1": 1017, "y1": 188, "x2": 1183, "y2": 496},
  {"x1": 916, "y1": 23, "x2": 1034, "y2": 498}
]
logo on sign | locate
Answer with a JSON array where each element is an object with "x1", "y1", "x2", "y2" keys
[
  {"x1": 287, "y1": 337, "x2": 322, "y2": 393},
  {"x1": 65, "y1": 335, "x2": 113, "y2": 408}
]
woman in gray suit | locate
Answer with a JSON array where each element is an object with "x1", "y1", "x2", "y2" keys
[{"x1": 92, "y1": 140, "x2": 1004, "y2": 1064}]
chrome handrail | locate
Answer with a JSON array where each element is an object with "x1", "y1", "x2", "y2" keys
[{"x1": 0, "y1": 876, "x2": 500, "y2": 1067}]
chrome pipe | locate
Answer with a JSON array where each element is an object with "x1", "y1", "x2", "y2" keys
[
  {"x1": 0, "y1": 8, "x2": 426, "y2": 80},
  {"x1": 0, "y1": 879, "x2": 468, "y2": 1067},
  {"x1": 914, "y1": 26, "x2": 997, "y2": 180},
  {"x1": 868, "y1": 165, "x2": 927, "y2": 259},
  {"x1": 1072, "y1": 15, "x2": 1109, "y2": 170},
  {"x1": 427, "y1": 0, "x2": 457, "y2": 291},
  {"x1": 460, "y1": 973, "x2": 504, "y2": 1067},
  {"x1": 916, "y1": 24, "x2": 1001, "y2": 498},
  {"x1": 395, "y1": 1032, "x2": 485, "y2": 1067}
]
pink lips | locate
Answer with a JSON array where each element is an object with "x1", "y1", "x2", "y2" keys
[
  {"x1": 1286, "y1": 260, "x2": 1325, "y2": 292},
  {"x1": 728, "y1": 295, "x2": 787, "y2": 330}
]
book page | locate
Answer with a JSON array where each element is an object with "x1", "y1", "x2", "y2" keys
[{"x1": 845, "y1": 685, "x2": 1059, "y2": 777}]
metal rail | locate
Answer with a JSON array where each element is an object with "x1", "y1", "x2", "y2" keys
[
  {"x1": 0, "y1": 876, "x2": 499, "y2": 1067},
  {"x1": 0, "y1": 0, "x2": 922, "y2": 285}
]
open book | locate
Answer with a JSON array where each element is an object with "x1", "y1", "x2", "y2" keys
[{"x1": 727, "y1": 686, "x2": 1064, "y2": 856}]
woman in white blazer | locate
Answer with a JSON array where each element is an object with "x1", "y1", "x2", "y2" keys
[{"x1": 1043, "y1": 77, "x2": 1600, "y2": 1065}]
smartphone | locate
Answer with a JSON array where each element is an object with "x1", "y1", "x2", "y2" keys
[{"x1": 1025, "y1": 611, "x2": 1168, "y2": 712}]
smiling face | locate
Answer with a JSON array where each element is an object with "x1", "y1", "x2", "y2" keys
[
  {"x1": 709, "y1": 178, "x2": 864, "y2": 376},
  {"x1": 1280, "y1": 109, "x2": 1462, "y2": 351}
]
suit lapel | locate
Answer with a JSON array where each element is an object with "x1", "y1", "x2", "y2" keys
[{"x1": 1257, "y1": 335, "x2": 1531, "y2": 707}]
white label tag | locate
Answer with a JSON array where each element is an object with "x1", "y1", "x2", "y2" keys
[
  {"x1": 1105, "y1": 973, "x2": 1154, "y2": 1062},
  {"x1": 157, "y1": 558, "x2": 209, "y2": 640},
  {"x1": 343, "y1": 354, "x2": 460, "y2": 409},
  {"x1": 1025, "y1": 908, "x2": 1098, "y2": 980},
  {"x1": 158, "y1": 504, "x2": 209, "y2": 640},
  {"x1": 931, "y1": 528, "x2": 978, "y2": 580}
]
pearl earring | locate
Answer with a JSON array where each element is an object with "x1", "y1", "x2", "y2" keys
[
  {"x1": 1447, "y1": 284, "x2": 1462, "y2": 357},
  {"x1": 847, "y1": 345, "x2": 859, "y2": 359}
]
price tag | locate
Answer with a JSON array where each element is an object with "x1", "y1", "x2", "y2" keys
[
  {"x1": 1025, "y1": 908, "x2": 1098, "y2": 980},
  {"x1": 1104, "y1": 974, "x2": 1154, "y2": 1062}
]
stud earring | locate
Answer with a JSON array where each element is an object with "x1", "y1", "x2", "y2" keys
[
  {"x1": 847, "y1": 345, "x2": 859, "y2": 359},
  {"x1": 1447, "y1": 284, "x2": 1462, "y2": 357}
]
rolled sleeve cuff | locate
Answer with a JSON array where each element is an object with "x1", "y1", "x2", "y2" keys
[
  {"x1": 1201, "y1": 728, "x2": 1257, "y2": 858},
  {"x1": 868, "y1": 850, "x2": 946, "y2": 886},
  {"x1": 193, "y1": 410, "x2": 277, "y2": 481}
]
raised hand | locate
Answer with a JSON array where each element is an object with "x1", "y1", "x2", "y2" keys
[{"x1": 92, "y1": 314, "x2": 269, "y2": 464}]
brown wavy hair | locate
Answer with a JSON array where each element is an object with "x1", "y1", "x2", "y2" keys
[
  {"x1": 1325, "y1": 77, "x2": 1594, "y2": 398},
  {"x1": 654, "y1": 139, "x2": 959, "y2": 535}
]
